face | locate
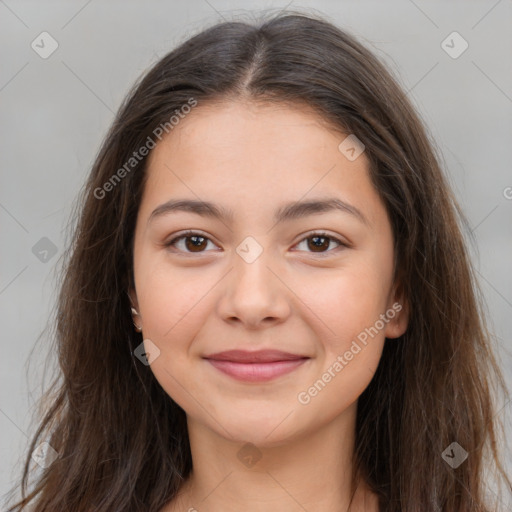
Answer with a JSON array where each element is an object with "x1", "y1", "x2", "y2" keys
[{"x1": 129, "y1": 100, "x2": 408, "y2": 447}]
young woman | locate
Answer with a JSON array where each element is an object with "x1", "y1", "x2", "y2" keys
[{"x1": 7, "y1": 11, "x2": 511, "y2": 512}]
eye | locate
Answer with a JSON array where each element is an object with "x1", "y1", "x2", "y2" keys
[
  {"x1": 293, "y1": 231, "x2": 346, "y2": 254},
  {"x1": 164, "y1": 230, "x2": 347, "y2": 255},
  {"x1": 164, "y1": 230, "x2": 218, "y2": 254}
]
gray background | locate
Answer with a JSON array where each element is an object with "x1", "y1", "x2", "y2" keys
[{"x1": 1, "y1": 0, "x2": 511, "y2": 506}]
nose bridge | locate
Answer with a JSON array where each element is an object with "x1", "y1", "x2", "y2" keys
[
  {"x1": 232, "y1": 235, "x2": 275, "y2": 297},
  {"x1": 219, "y1": 235, "x2": 290, "y2": 326}
]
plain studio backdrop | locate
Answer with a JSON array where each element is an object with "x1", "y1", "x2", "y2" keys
[{"x1": 1, "y1": 0, "x2": 511, "y2": 507}]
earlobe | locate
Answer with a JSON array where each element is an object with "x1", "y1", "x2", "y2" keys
[
  {"x1": 127, "y1": 290, "x2": 143, "y2": 332},
  {"x1": 384, "y1": 303, "x2": 409, "y2": 339},
  {"x1": 384, "y1": 282, "x2": 409, "y2": 339}
]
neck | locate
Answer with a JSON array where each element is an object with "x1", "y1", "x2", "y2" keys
[{"x1": 164, "y1": 402, "x2": 379, "y2": 512}]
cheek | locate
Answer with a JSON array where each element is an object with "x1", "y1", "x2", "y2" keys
[
  {"x1": 297, "y1": 267, "x2": 389, "y2": 412},
  {"x1": 303, "y1": 261, "x2": 392, "y2": 350},
  {"x1": 135, "y1": 264, "x2": 213, "y2": 411},
  {"x1": 298, "y1": 337, "x2": 385, "y2": 419},
  {"x1": 136, "y1": 259, "x2": 217, "y2": 341}
]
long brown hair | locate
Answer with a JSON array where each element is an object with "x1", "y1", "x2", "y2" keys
[{"x1": 6, "y1": 11, "x2": 511, "y2": 512}]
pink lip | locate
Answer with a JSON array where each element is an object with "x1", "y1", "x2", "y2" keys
[{"x1": 203, "y1": 350, "x2": 309, "y2": 382}]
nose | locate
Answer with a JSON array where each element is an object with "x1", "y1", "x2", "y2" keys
[{"x1": 216, "y1": 246, "x2": 291, "y2": 330}]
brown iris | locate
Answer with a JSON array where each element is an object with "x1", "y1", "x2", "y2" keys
[
  {"x1": 185, "y1": 235, "x2": 208, "y2": 252},
  {"x1": 307, "y1": 235, "x2": 330, "y2": 252}
]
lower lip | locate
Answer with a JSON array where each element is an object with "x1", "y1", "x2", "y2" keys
[{"x1": 206, "y1": 358, "x2": 309, "y2": 382}]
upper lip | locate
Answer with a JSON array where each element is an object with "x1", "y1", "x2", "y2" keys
[{"x1": 204, "y1": 349, "x2": 309, "y2": 363}]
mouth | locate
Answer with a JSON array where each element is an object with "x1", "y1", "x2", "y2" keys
[{"x1": 203, "y1": 349, "x2": 310, "y2": 382}]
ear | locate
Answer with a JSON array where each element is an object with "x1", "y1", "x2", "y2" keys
[{"x1": 384, "y1": 279, "x2": 409, "y2": 339}]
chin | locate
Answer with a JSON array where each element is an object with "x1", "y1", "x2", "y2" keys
[{"x1": 208, "y1": 405, "x2": 307, "y2": 447}]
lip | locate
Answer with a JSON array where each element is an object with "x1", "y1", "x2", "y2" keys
[
  {"x1": 205, "y1": 349, "x2": 308, "y2": 363},
  {"x1": 203, "y1": 350, "x2": 310, "y2": 382}
]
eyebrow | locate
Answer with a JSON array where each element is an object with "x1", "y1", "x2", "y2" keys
[{"x1": 147, "y1": 197, "x2": 369, "y2": 228}]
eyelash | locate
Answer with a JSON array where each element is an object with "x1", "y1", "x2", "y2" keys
[{"x1": 163, "y1": 230, "x2": 348, "y2": 256}]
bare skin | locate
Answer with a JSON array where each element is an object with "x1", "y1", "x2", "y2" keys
[{"x1": 129, "y1": 99, "x2": 408, "y2": 512}]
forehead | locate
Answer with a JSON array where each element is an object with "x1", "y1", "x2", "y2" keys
[
  {"x1": 138, "y1": 99, "x2": 382, "y2": 228},
  {"x1": 150, "y1": 99, "x2": 345, "y2": 161}
]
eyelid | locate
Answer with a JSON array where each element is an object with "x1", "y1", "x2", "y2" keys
[{"x1": 163, "y1": 229, "x2": 349, "y2": 255}]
